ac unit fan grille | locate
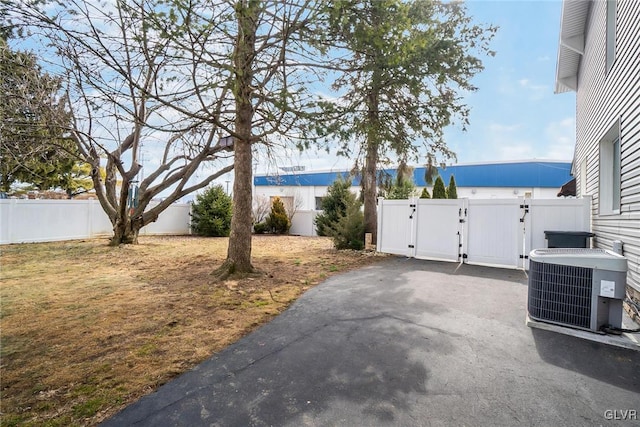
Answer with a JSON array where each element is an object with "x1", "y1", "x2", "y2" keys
[{"x1": 528, "y1": 260, "x2": 592, "y2": 329}]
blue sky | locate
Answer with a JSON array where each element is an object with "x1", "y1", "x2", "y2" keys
[
  {"x1": 266, "y1": 0, "x2": 576, "y2": 175},
  {"x1": 10, "y1": 0, "x2": 577, "y2": 190},
  {"x1": 447, "y1": 0, "x2": 575, "y2": 164}
]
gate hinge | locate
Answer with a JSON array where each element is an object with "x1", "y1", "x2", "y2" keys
[
  {"x1": 462, "y1": 253, "x2": 468, "y2": 259},
  {"x1": 459, "y1": 219, "x2": 465, "y2": 223},
  {"x1": 408, "y1": 244, "x2": 415, "y2": 248},
  {"x1": 519, "y1": 254, "x2": 529, "y2": 259}
]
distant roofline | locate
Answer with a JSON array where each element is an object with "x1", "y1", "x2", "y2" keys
[
  {"x1": 254, "y1": 159, "x2": 572, "y2": 178},
  {"x1": 254, "y1": 160, "x2": 573, "y2": 189}
]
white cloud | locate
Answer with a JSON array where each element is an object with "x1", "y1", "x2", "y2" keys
[
  {"x1": 484, "y1": 121, "x2": 536, "y2": 161},
  {"x1": 518, "y1": 78, "x2": 549, "y2": 100},
  {"x1": 497, "y1": 142, "x2": 536, "y2": 160},
  {"x1": 485, "y1": 118, "x2": 575, "y2": 162},
  {"x1": 488, "y1": 123, "x2": 522, "y2": 133},
  {"x1": 545, "y1": 117, "x2": 575, "y2": 160}
]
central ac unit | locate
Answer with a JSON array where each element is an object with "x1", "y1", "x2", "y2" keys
[{"x1": 528, "y1": 248, "x2": 627, "y2": 332}]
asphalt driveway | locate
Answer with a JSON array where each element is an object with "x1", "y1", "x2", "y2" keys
[{"x1": 102, "y1": 258, "x2": 640, "y2": 426}]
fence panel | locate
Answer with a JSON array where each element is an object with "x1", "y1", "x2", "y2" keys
[
  {"x1": 290, "y1": 210, "x2": 319, "y2": 236},
  {"x1": 464, "y1": 199, "x2": 524, "y2": 269},
  {"x1": 377, "y1": 197, "x2": 592, "y2": 270},
  {"x1": 377, "y1": 199, "x2": 413, "y2": 256},
  {"x1": 0, "y1": 200, "x2": 191, "y2": 244},
  {"x1": 414, "y1": 199, "x2": 464, "y2": 262},
  {"x1": 0, "y1": 200, "x2": 97, "y2": 244},
  {"x1": 88, "y1": 200, "x2": 113, "y2": 236},
  {"x1": 140, "y1": 203, "x2": 192, "y2": 235},
  {"x1": 524, "y1": 197, "x2": 592, "y2": 268}
]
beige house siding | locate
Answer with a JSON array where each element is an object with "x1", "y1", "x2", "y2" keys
[{"x1": 573, "y1": 0, "x2": 640, "y2": 292}]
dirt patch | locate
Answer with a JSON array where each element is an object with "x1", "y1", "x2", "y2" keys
[{"x1": 0, "y1": 235, "x2": 387, "y2": 426}]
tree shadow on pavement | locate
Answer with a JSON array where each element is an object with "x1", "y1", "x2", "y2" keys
[{"x1": 101, "y1": 259, "x2": 456, "y2": 426}]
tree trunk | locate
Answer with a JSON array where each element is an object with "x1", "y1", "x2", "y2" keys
[
  {"x1": 109, "y1": 216, "x2": 140, "y2": 245},
  {"x1": 363, "y1": 139, "x2": 378, "y2": 244},
  {"x1": 108, "y1": 179, "x2": 144, "y2": 246},
  {"x1": 223, "y1": 138, "x2": 254, "y2": 274},
  {"x1": 218, "y1": 0, "x2": 258, "y2": 277},
  {"x1": 363, "y1": 82, "x2": 381, "y2": 244}
]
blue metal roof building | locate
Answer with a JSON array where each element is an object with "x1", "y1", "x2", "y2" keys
[{"x1": 254, "y1": 161, "x2": 573, "y2": 188}]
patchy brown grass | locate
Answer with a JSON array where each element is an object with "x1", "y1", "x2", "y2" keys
[{"x1": 0, "y1": 235, "x2": 387, "y2": 426}]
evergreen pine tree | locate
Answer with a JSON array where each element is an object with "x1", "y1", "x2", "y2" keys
[
  {"x1": 267, "y1": 196, "x2": 291, "y2": 234},
  {"x1": 190, "y1": 185, "x2": 233, "y2": 236},
  {"x1": 315, "y1": 177, "x2": 352, "y2": 236},
  {"x1": 420, "y1": 188, "x2": 431, "y2": 199},
  {"x1": 446, "y1": 175, "x2": 458, "y2": 199},
  {"x1": 432, "y1": 176, "x2": 447, "y2": 199},
  {"x1": 326, "y1": 196, "x2": 365, "y2": 250}
]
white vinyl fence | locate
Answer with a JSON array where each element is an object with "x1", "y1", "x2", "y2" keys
[
  {"x1": 290, "y1": 210, "x2": 320, "y2": 237},
  {"x1": 0, "y1": 199, "x2": 192, "y2": 244},
  {"x1": 377, "y1": 197, "x2": 592, "y2": 269}
]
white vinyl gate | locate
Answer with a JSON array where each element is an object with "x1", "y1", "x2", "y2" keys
[{"x1": 377, "y1": 197, "x2": 591, "y2": 269}]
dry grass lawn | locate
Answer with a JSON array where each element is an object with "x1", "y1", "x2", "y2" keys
[{"x1": 0, "y1": 235, "x2": 387, "y2": 426}]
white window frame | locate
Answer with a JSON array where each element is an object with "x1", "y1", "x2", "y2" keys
[{"x1": 599, "y1": 121, "x2": 621, "y2": 215}]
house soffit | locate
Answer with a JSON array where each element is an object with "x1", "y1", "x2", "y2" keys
[{"x1": 555, "y1": 0, "x2": 590, "y2": 93}]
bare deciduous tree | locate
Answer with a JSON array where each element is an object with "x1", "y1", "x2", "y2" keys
[
  {"x1": 252, "y1": 195, "x2": 271, "y2": 225},
  {"x1": 17, "y1": 0, "x2": 330, "y2": 273},
  {"x1": 15, "y1": 0, "x2": 235, "y2": 244},
  {"x1": 283, "y1": 189, "x2": 305, "y2": 221}
]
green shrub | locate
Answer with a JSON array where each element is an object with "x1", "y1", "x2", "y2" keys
[
  {"x1": 315, "y1": 177, "x2": 352, "y2": 236},
  {"x1": 326, "y1": 196, "x2": 365, "y2": 250},
  {"x1": 432, "y1": 176, "x2": 447, "y2": 199},
  {"x1": 266, "y1": 196, "x2": 291, "y2": 234},
  {"x1": 253, "y1": 221, "x2": 269, "y2": 234},
  {"x1": 446, "y1": 175, "x2": 458, "y2": 199},
  {"x1": 190, "y1": 185, "x2": 232, "y2": 236},
  {"x1": 420, "y1": 188, "x2": 431, "y2": 199},
  {"x1": 387, "y1": 177, "x2": 416, "y2": 199}
]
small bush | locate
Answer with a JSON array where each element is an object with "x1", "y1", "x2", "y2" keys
[
  {"x1": 432, "y1": 176, "x2": 447, "y2": 199},
  {"x1": 266, "y1": 196, "x2": 291, "y2": 234},
  {"x1": 190, "y1": 185, "x2": 232, "y2": 236},
  {"x1": 315, "y1": 177, "x2": 352, "y2": 236},
  {"x1": 253, "y1": 222, "x2": 269, "y2": 234},
  {"x1": 386, "y1": 179, "x2": 416, "y2": 200},
  {"x1": 326, "y1": 196, "x2": 364, "y2": 250},
  {"x1": 446, "y1": 175, "x2": 458, "y2": 199},
  {"x1": 420, "y1": 188, "x2": 431, "y2": 199}
]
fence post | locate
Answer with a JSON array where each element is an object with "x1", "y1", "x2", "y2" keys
[
  {"x1": 408, "y1": 197, "x2": 417, "y2": 258},
  {"x1": 376, "y1": 197, "x2": 384, "y2": 251},
  {"x1": 522, "y1": 196, "x2": 530, "y2": 270}
]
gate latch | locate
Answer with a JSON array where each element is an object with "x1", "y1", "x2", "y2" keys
[{"x1": 520, "y1": 204, "x2": 529, "y2": 223}]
